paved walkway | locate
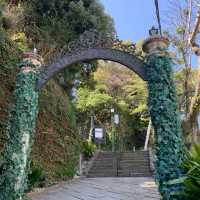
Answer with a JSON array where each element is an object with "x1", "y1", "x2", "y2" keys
[{"x1": 31, "y1": 177, "x2": 160, "y2": 200}]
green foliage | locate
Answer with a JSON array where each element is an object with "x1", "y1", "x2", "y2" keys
[
  {"x1": 82, "y1": 141, "x2": 96, "y2": 159},
  {"x1": 176, "y1": 27, "x2": 185, "y2": 35},
  {"x1": 0, "y1": 29, "x2": 20, "y2": 69},
  {"x1": 146, "y1": 55, "x2": 186, "y2": 200},
  {"x1": 57, "y1": 160, "x2": 77, "y2": 178},
  {"x1": 76, "y1": 87, "x2": 113, "y2": 112},
  {"x1": 34, "y1": 79, "x2": 80, "y2": 182},
  {"x1": 0, "y1": 87, "x2": 4, "y2": 98},
  {"x1": 0, "y1": 69, "x2": 39, "y2": 200},
  {"x1": 182, "y1": 144, "x2": 200, "y2": 199},
  {"x1": 28, "y1": 163, "x2": 46, "y2": 190},
  {"x1": 76, "y1": 61, "x2": 148, "y2": 150},
  {"x1": 11, "y1": 33, "x2": 28, "y2": 52},
  {"x1": 21, "y1": 0, "x2": 114, "y2": 57},
  {"x1": 64, "y1": 161, "x2": 77, "y2": 178},
  {"x1": 0, "y1": 0, "x2": 115, "y2": 198}
]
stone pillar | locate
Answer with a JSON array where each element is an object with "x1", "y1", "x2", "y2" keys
[
  {"x1": 0, "y1": 52, "x2": 42, "y2": 200},
  {"x1": 143, "y1": 35, "x2": 186, "y2": 200}
]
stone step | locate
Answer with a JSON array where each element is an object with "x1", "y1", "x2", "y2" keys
[
  {"x1": 95, "y1": 158, "x2": 149, "y2": 161},
  {"x1": 87, "y1": 173, "x2": 117, "y2": 178},
  {"x1": 92, "y1": 163, "x2": 115, "y2": 166},
  {"x1": 90, "y1": 168, "x2": 116, "y2": 171},
  {"x1": 118, "y1": 169, "x2": 151, "y2": 174},
  {"x1": 107, "y1": 166, "x2": 149, "y2": 169},
  {"x1": 97, "y1": 153, "x2": 116, "y2": 157},
  {"x1": 118, "y1": 169, "x2": 152, "y2": 173},
  {"x1": 118, "y1": 166, "x2": 150, "y2": 170},
  {"x1": 118, "y1": 166, "x2": 151, "y2": 169},
  {"x1": 119, "y1": 152, "x2": 149, "y2": 156},
  {"x1": 119, "y1": 162, "x2": 150, "y2": 166},
  {"x1": 93, "y1": 160, "x2": 114, "y2": 162},
  {"x1": 118, "y1": 172, "x2": 152, "y2": 177},
  {"x1": 119, "y1": 154, "x2": 149, "y2": 159},
  {"x1": 89, "y1": 169, "x2": 116, "y2": 173},
  {"x1": 119, "y1": 161, "x2": 150, "y2": 164},
  {"x1": 93, "y1": 159, "x2": 115, "y2": 163},
  {"x1": 120, "y1": 153, "x2": 149, "y2": 156},
  {"x1": 91, "y1": 165, "x2": 115, "y2": 169},
  {"x1": 87, "y1": 151, "x2": 152, "y2": 178},
  {"x1": 119, "y1": 158, "x2": 149, "y2": 161},
  {"x1": 96, "y1": 156, "x2": 116, "y2": 159},
  {"x1": 120, "y1": 157, "x2": 149, "y2": 159},
  {"x1": 119, "y1": 156, "x2": 149, "y2": 159}
]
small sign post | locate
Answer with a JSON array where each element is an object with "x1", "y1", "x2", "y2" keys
[
  {"x1": 114, "y1": 114, "x2": 119, "y2": 125},
  {"x1": 92, "y1": 127, "x2": 106, "y2": 145},
  {"x1": 94, "y1": 128, "x2": 104, "y2": 139}
]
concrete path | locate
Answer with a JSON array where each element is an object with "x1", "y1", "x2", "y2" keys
[{"x1": 31, "y1": 177, "x2": 160, "y2": 200}]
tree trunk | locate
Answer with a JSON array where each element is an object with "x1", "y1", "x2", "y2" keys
[
  {"x1": 192, "y1": 118, "x2": 198, "y2": 144},
  {"x1": 184, "y1": 50, "x2": 200, "y2": 143}
]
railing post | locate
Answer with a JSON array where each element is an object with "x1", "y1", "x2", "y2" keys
[
  {"x1": 144, "y1": 120, "x2": 152, "y2": 151},
  {"x1": 79, "y1": 153, "x2": 83, "y2": 176}
]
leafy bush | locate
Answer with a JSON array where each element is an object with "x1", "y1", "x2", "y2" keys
[
  {"x1": 64, "y1": 161, "x2": 77, "y2": 178},
  {"x1": 82, "y1": 141, "x2": 96, "y2": 160},
  {"x1": 28, "y1": 163, "x2": 46, "y2": 190},
  {"x1": 182, "y1": 144, "x2": 200, "y2": 199},
  {"x1": 168, "y1": 144, "x2": 200, "y2": 199}
]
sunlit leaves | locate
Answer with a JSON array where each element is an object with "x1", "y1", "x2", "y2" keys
[{"x1": 76, "y1": 87, "x2": 113, "y2": 112}]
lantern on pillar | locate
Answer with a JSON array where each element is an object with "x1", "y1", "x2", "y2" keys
[{"x1": 149, "y1": 26, "x2": 159, "y2": 36}]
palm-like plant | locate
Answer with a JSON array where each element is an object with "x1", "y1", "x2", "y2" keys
[{"x1": 183, "y1": 144, "x2": 200, "y2": 199}]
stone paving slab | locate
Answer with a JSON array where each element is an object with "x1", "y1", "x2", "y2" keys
[{"x1": 30, "y1": 177, "x2": 160, "y2": 200}]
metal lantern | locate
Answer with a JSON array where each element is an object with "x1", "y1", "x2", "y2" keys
[{"x1": 149, "y1": 26, "x2": 159, "y2": 36}]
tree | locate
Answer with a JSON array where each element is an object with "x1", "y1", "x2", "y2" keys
[
  {"x1": 165, "y1": 0, "x2": 200, "y2": 143},
  {"x1": 22, "y1": 0, "x2": 115, "y2": 58},
  {"x1": 75, "y1": 60, "x2": 149, "y2": 150},
  {"x1": 165, "y1": 0, "x2": 193, "y2": 113}
]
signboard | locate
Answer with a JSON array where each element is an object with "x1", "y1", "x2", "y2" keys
[
  {"x1": 94, "y1": 128, "x2": 103, "y2": 139},
  {"x1": 92, "y1": 127, "x2": 106, "y2": 144},
  {"x1": 114, "y1": 114, "x2": 119, "y2": 125}
]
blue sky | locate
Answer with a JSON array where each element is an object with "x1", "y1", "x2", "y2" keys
[
  {"x1": 100, "y1": 0, "x2": 197, "y2": 68},
  {"x1": 100, "y1": 0, "x2": 166, "y2": 42}
]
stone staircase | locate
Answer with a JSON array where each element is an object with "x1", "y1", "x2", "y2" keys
[
  {"x1": 87, "y1": 152, "x2": 117, "y2": 177},
  {"x1": 118, "y1": 151, "x2": 152, "y2": 177},
  {"x1": 87, "y1": 151, "x2": 152, "y2": 178}
]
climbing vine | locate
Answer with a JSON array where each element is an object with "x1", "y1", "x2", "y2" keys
[
  {"x1": 146, "y1": 55, "x2": 186, "y2": 200},
  {"x1": 0, "y1": 64, "x2": 39, "y2": 200}
]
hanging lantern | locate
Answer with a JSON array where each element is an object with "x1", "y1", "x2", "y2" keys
[{"x1": 149, "y1": 26, "x2": 159, "y2": 36}]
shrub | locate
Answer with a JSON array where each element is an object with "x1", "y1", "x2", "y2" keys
[
  {"x1": 28, "y1": 163, "x2": 46, "y2": 190},
  {"x1": 168, "y1": 144, "x2": 200, "y2": 199},
  {"x1": 182, "y1": 144, "x2": 200, "y2": 199},
  {"x1": 55, "y1": 160, "x2": 77, "y2": 179},
  {"x1": 82, "y1": 141, "x2": 96, "y2": 160}
]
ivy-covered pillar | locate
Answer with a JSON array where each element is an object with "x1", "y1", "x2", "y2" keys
[
  {"x1": 142, "y1": 32, "x2": 186, "y2": 200},
  {"x1": 0, "y1": 52, "x2": 42, "y2": 200}
]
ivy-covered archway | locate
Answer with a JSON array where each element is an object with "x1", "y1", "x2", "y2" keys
[{"x1": 0, "y1": 31, "x2": 186, "y2": 200}]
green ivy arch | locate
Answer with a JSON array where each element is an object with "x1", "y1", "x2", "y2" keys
[{"x1": 0, "y1": 36, "x2": 186, "y2": 200}]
